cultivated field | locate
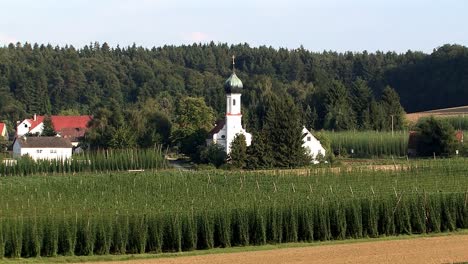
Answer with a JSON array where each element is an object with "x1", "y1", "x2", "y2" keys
[
  {"x1": 406, "y1": 105, "x2": 468, "y2": 123},
  {"x1": 0, "y1": 158, "x2": 467, "y2": 258}
]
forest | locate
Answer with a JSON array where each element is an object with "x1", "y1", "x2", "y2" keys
[{"x1": 0, "y1": 42, "x2": 467, "y2": 151}]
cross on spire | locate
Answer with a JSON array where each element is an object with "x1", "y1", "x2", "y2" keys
[{"x1": 232, "y1": 55, "x2": 236, "y2": 73}]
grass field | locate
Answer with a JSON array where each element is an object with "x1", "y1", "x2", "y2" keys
[{"x1": 0, "y1": 158, "x2": 467, "y2": 258}]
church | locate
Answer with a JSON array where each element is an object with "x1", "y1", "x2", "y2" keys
[
  {"x1": 207, "y1": 57, "x2": 325, "y2": 161},
  {"x1": 207, "y1": 57, "x2": 252, "y2": 154}
]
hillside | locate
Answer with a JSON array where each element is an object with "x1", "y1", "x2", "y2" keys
[
  {"x1": 1, "y1": 42, "x2": 467, "y2": 134},
  {"x1": 406, "y1": 105, "x2": 468, "y2": 123}
]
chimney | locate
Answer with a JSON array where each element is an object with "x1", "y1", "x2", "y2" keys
[{"x1": 33, "y1": 114, "x2": 37, "y2": 121}]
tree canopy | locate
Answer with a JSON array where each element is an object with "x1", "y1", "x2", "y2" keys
[{"x1": 1, "y1": 42, "x2": 467, "y2": 149}]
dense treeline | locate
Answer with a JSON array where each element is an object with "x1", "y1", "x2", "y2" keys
[{"x1": 0, "y1": 42, "x2": 467, "y2": 148}]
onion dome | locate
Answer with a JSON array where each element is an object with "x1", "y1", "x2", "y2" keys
[{"x1": 224, "y1": 72, "x2": 243, "y2": 94}]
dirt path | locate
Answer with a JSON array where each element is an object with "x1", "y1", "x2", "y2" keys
[{"x1": 91, "y1": 234, "x2": 468, "y2": 264}]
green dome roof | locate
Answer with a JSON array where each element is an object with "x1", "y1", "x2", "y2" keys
[{"x1": 224, "y1": 72, "x2": 243, "y2": 94}]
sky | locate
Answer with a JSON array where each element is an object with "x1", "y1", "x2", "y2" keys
[{"x1": 0, "y1": 0, "x2": 467, "y2": 53}]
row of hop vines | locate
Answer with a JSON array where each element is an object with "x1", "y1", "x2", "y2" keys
[
  {"x1": 324, "y1": 130, "x2": 409, "y2": 157},
  {"x1": 0, "y1": 192, "x2": 466, "y2": 258},
  {"x1": 0, "y1": 148, "x2": 167, "y2": 176}
]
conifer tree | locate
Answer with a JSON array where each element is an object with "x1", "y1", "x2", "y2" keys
[
  {"x1": 229, "y1": 134, "x2": 247, "y2": 168},
  {"x1": 263, "y1": 95, "x2": 310, "y2": 168},
  {"x1": 42, "y1": 116, "x2": 57, "y2": 136}
]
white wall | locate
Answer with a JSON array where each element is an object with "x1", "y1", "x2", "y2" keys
[
  {"x1": 13, "y1": 141, "x2": 72, "y2": 161},
  {"x1": 226, "y1": 94, "x2": 242, "y2": 115},
  {"x1": 302, "y1": 127, "x2": 326, "y2": 163},
  {"x1": 16, "y1": 120, "x2": 31, "y2": 136}
]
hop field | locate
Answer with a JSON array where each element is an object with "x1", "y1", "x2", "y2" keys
[
  {"x1": 323, "y1": 131, "x2": 409, "y2": 157},
  {"x1": 0, "y1": 158, "x2": 467, "y2": 257}
]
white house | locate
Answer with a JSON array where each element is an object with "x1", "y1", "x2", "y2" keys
[
  {"x1": 302, "y1": 127, "x2": 326, "y2": 163},
  {"x1": 16, "y1": 114, "x2": 92, "y2": 146},
  {"x1": 13, "y1": 137, "x2": 73, "y2": 161},
  {"x1": 207, "y1": 58, "x2": 252, "y2": 154}
]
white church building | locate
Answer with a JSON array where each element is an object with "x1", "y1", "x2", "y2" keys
[
  {"x1": 207, "y1": 57, "x2": 326, "y2": 162},
  {"x1": 207, "y1": 60, "x2": 252, "y2": 154}
]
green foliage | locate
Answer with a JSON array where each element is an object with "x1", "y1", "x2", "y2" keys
[
  {"x1": 0, "y1": 159, "x2": 467, "y2": 257},
  {"x1": 199, "y1": 144, "x2": 227, "y2": 168},
  {"x1": 173, "y1": 97, "x2": 215, "y2": 157},
  {"x1": 0, "y1": 148, "x2": 167, "y2": 176},
  {"x1": 259, "y1": 95, "x2": 310, "y2": 168},
  {"x1": 324, "y1": 130, "x2": 408, "y2": 157},
  {"x1": 229, "y1": 134, "x2": 247, "y2": 168},
  {"x1": 380, "y1": 86, "x2": 406, "y2": 130},
  {"x1": 416, "y1": 116, "x2": 457, "y2": 156},
  {"x1": 41, "y1": 115, "x2": 57, "y2": 136},
  {"x1": 324, "y1": 80, "x2": 356, "y2": 130},
  {"x1": 2, "y1": 42, "x2": 465, "y2": 148}
]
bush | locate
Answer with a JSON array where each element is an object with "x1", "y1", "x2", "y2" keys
[
  {"x1": 199, "y1": 144, "x2": 227, "y2": 168},
  {"x1": 416, "y1": 116, "x2": 457, "y2": 156}
]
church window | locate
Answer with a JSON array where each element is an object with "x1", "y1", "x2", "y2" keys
[
  {"x1": 221, "y1": 135, "x2": 226, "y2": 139},
  {"x1": 307, "y1": 136, "x2": 311, "y2": 141},
  {"x1": 233, "y1": 99, "x2": 236, "y2": 106}
]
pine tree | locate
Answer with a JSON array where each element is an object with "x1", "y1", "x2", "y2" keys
[
  {"x1": 42, "y1": 116, "x2": 57, "y2": 136},
  {"x1": 323, "y1": 80, "x2": 357, "y2": 130},
  {"x1": 246, "y1": 132, "x2": 274, "y2": 169},
  {"x1": 263, "y1": 95, "x2": 310, "y2": 168},
  {"x1": 380, "y1": 86, "x2": 406, "y2": 130},
  {"x1": 229, "y1": 134, "x2": 247, "y2": 168}
]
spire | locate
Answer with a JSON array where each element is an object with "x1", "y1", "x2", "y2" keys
[{"x1": 232, "y1": 55, "x2": 236, "y2": 73}]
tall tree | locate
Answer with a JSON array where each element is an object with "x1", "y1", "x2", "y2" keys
[
  {"x1": 42, "y1": 116, "x2": 57, "y2": 136},
  {"x1": 323, "y1": 80, "x2": 356, "y2": 130},
  {"x1": 262, "y1": 95, "x2": 310, "y2": 167},
  {"x1": 229, "y1": 134, "x2": 247, "y2": 168},
  {"x1": 380, "y1": 86, "x2": 406, "y2": 130}
]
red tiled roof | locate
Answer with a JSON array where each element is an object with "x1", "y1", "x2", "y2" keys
[
  {"x1": 50, "y1": 115, "x2": 91, "y2": 131},
  {"x1": 0, "y1": 123, "x2": 5, "y2": 133},
  {"x1": 27, "y1": 116, "x2": 45, "y2": 131},
  {"x1": 24, "y1": 115, "x2": 92, "y2": 140}
]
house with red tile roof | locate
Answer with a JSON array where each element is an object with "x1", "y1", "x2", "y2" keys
[
  {"x1": 16, "y1": 114, "x2": 92, "y2": 146},
  {"x1": 0, "y1": 122, "x2": 8, "y2": 140}
]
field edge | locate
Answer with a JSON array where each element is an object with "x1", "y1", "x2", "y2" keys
[{"x1": 1, "y1": 229, "x2": 467, "y2": 264}]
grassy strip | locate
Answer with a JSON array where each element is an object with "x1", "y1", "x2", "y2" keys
[{"x1": 1, "y1": 229, "x2": 466, "y2": 263}]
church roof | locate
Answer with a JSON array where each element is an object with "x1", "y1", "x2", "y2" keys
[
  {"x1": 224, "y1": 72, "x2": 243, "y2": 94},
  {"x1": 208, "y1": 119, "x2": 226, "y2": 137}
]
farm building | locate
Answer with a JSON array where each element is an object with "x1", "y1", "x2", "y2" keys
[
  {"x1": 16, "y1": 114, "x2": 92, "y2": 146},
  {"x1": 13, "y1": 136, "x2": 73, "y2": 161},
  {"x1": 0, "y1": 122, "x2": 8, "y2": 140},
  {"x1": 302, "y1": 127, "x2": 326, "y2": 163}
]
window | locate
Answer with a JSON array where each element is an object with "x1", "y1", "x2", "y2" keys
[
  {"x1": 221, "y1": 135, "x2": 226, "y2": 139},
  {"x1": 36, "y1": 150, "x2": 42, "y2": 153},
  {"x1": 307, "y1": 136, "x2": 311, "y2": 141},
  {"x1": 233, "y1": 99, "x2": 236, "y2": 106},
  {"x1": 24, "y1": 124, "x2": 28, "y2": 128},
  {"x1": 50, "y1": 149, "x2": 57, "y2": 154}
]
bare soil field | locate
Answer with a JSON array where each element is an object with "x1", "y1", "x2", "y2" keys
[
  {"x1": 406, "y1": 105, "x2": 468, "y2": 123},
  {"x1": 89, "y1": 234, "x2": 468, "y2": 264}
]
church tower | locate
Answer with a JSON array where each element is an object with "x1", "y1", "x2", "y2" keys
[{"x1": 207, "y1": 56, "x2": 252, "y2": 154}]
